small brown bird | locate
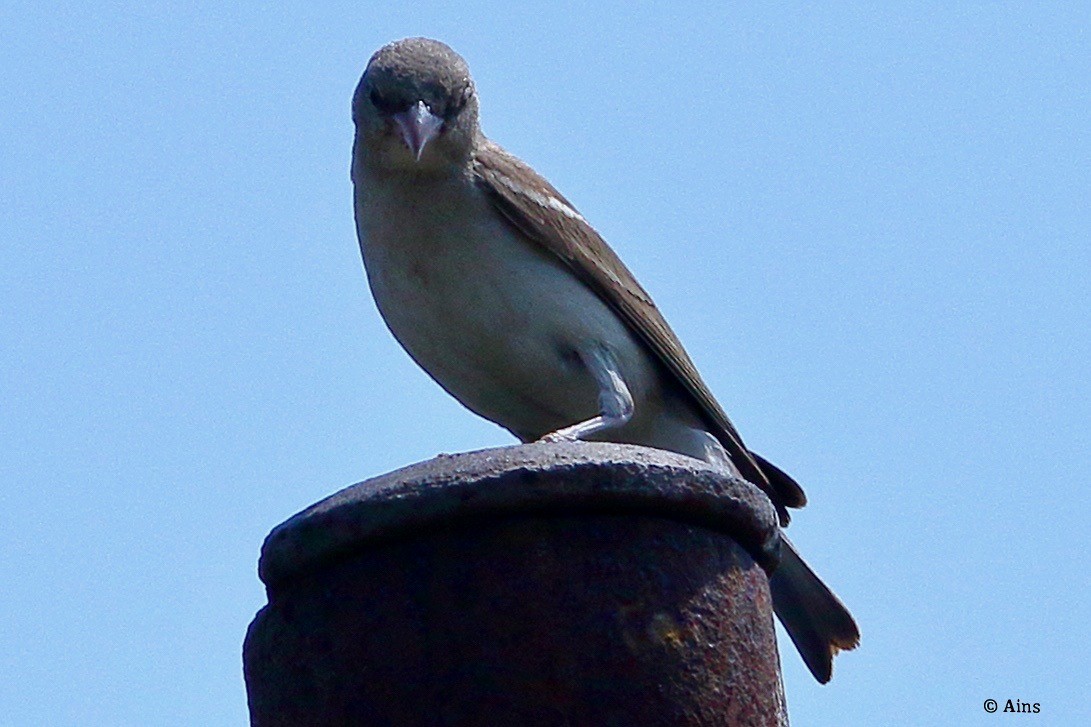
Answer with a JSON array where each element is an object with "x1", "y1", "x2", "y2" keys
[{"x1": 351, "y1": 37, "x2": 859, "y2": 682}]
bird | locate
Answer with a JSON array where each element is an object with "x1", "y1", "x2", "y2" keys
[{"x1": 350, "y1": 37, "x2": 859, "y2": 683}]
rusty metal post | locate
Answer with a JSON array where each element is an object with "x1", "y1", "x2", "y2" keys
[{"x1": 244, "y1": 442, "x2": 789, "y2": 726}]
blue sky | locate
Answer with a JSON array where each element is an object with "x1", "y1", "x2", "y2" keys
[{"x1": 2, "y1": 3, "x2": 1088, "y2": 725}]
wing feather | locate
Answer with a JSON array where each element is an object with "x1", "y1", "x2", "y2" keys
[{"x1": 472, "y1": 140, "x2": 806, "y2": 515}]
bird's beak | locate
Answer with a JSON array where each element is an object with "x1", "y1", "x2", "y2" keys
[{"x1": 393, "y1": 100, "x2": 444, "y2": 161}]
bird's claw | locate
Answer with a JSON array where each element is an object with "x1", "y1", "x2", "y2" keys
[{"x1": 537, "y1": 430, "x2": 577, "y2": 444}]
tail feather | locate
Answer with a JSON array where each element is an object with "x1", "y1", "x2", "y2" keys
[
  {"x1": 769, "y1": 536, "x2": 860, "y2": 683},
  {"x1": 750, "y1": 451, "x2": 807, "y2": 512}
]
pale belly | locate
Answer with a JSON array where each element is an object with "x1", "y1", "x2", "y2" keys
[{"x1": 357, "y1": 186, "x2": 658, "y2": 440}]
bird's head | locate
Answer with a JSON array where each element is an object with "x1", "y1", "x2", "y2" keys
[{"x1": 352, "y1": 38, "x2": 479, "y2": 174}]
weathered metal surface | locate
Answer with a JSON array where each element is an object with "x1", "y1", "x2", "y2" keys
[{"x1": 244, "y1": 441, "x2": 788, "y2": 726}]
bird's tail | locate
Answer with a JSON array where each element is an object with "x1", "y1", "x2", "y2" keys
[{"x1": 769, "y1": 536, "x2": 860, "y2": 683}]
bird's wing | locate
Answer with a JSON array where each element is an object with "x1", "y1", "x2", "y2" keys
[{"x1": 473, "y1": 140, "x2": 805, "y2": 515}]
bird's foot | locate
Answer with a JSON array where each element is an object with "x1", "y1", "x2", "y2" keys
[{"x1": 536, "y1": 427, "x2": 582, "y2": 444}]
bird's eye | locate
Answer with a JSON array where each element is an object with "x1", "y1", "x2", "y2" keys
[
  {"x1": 369, "y1": 88, "x2": 399, "y2": 113},
  {"x1": 445, "y1": 85, "x2": 473, "y2": 120}
]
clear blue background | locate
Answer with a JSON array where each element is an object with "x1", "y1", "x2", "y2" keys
[{"x1": 2, "y1": 3, "x2": 1088, "y2": 725}]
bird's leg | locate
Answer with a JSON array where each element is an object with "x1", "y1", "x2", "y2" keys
[{"x1": 539, "y1": 345, "x2": 634, "y2": 442}]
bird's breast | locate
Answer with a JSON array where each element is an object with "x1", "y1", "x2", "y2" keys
[{"x1": 354, "y1": 176, "x2": 656, "y2": 437}]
